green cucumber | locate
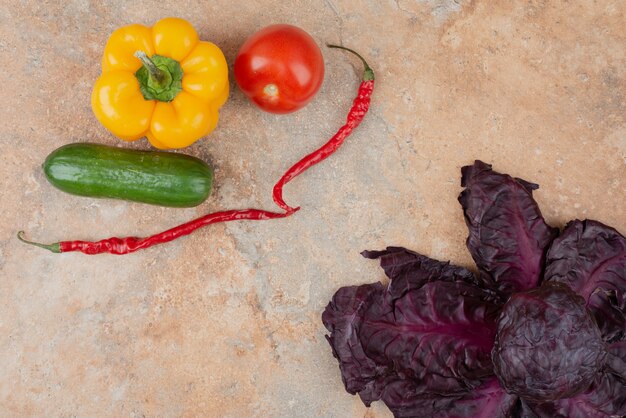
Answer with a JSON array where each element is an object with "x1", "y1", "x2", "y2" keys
[{"x1": 43, "y1": 143, "x2": 213, "y2": 208}]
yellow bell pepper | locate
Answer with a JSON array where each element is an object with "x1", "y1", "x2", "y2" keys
[{"x1": 91, "y1": 17, "x2": 229, "y2": 149}]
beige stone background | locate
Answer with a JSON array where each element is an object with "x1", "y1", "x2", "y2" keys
[{"x1": 1, "y1": 0, "x2": 624, "y2": 416}]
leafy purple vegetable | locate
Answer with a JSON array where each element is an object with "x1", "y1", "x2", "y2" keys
[
  {"x1": 357, "y1": 281, "x2": 497, "y2": 386},
  {"x1": 361, "y1": 246, "x2": 502, "y2": 303},
  {"x1": 459, "y1": 161, "x2": 558, "y2": 294},
  {"x1": 523, "y1": 372, "x2": 626, "y2": 418},
  {"x1": 606, "y1": 340, "x2": 626, "y2": 381},
  {"x1": 323, "y1": 160, "x2": 626, "y2": 418},
  {"x1": 380, "y1": 377, "x2": 518, "y2": 418},
  {"x1": 322, "y1": 282, "x2": 384, "y2": 396},
  {"x1": 492, "y1": 281, "x2": 607, "y2": 403},
  {"x1": 545, "y1": 219, "x2": 626, "y2": 342},
  {"x1": 322, "y1": 251, "x2": 502, "y2": 409}
]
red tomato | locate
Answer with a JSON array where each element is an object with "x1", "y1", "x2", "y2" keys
[{"x1": 234, "y1": 24, "x2": 325, "y2": 114}]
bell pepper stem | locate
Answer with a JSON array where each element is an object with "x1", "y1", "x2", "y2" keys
[
  {"x1": 134, "y1": 51, "x2": 166, "y2": 85},
  {"x1": 17, "y1": 231, "x2": 61, "y2": 253}
]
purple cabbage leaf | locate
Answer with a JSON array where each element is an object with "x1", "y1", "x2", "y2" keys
[
  {"x1": 380, "y1": 377, "x2": 518, "y2": 418},
  {"x1": 322, "y1": 249, "x2": 506, "y2": 416},
  {"x1": 458, "y1": 161, "x2": 558, "y2": 294},
  {"x1": 522, "y1": 372, "x2": 626, "y2": 418},
  {"x1": 545, "y1": 219, "x2": 626, "y2": 342},
  {"x1": 606, "y1": 340, "x2": 626, "y2": 381},
  {"x1": 322, "y1": 282, "x2": 384, "y2": 397}
]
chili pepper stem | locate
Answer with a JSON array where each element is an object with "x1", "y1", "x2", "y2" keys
[
  {"x1": 134, "y1": 51, "x2": 166, "y2": 85},
  {"x1": 17, "y1": 231, "x2": 61, "y2": 253},
  {"x1": 327, "y1": 44, "x2": 375, "y2": 81}
]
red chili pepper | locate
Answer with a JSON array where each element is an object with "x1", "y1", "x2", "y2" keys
[
  {"x1": 18, "y1": 209, "x2": 294, "y2": 255},
  {"x1": 18, "y1": 45, "x2": 375, "y2": 255},
  {"x1": 273, "y1": 45, "x2": 375, "y2": 212}
]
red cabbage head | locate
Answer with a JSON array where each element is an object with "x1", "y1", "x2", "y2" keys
[{"x1": 492, "y1": 281, "x2": 607, "y2": 403}]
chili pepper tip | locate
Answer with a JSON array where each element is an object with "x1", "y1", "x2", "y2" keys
[
  {"x1": 327, "y1": 44, "x2": 374, "y2": 81},
  {"x1": 17, "y1": 231, "x2": 61, "y2": 253}
]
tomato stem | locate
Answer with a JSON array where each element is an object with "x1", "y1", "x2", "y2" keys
[{"x1": 327, "y1": 44, "x2": 374, "y2": 81}]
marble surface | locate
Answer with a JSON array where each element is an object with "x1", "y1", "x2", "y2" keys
[{"x1": 1, "y1": 0, "x2": 624, "y2": 416}]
